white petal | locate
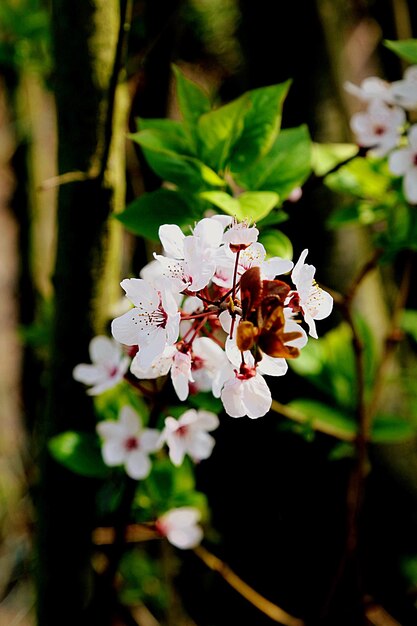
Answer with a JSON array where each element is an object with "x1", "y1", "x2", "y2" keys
[
  {"x1": 119, "y1": 406, "x2": 141, "y2": 435},
  {"x1": 101, "y1": 439, "x2": 126, "y2": 466},
  {"x1": 194, "y1": 410, "x2": 220, "y2": 431},
  {"x1": 120, "y1": 278, "x2": 159, "y2": 309},
  {"x1": 111, "y1": 309, "x2": 141, "y2": 346},
  {"x1": 257, "y1": 354, "x2": 288, "y2": 377},
  {"x1": 73, "y1": 364, "x2": 101, "y2": 385},
  {"x1": 89, "y1": 336, "x2": 120, "y2": 366},
  {"x1": 193, "y1": 217, "x2": 224, "y2": 247},
  {"x1": 188, "y1": 431, "x2": 216, "y2": 461},
  {"x1": 159, "y1": 224, "x2": 185, "y2": 258},
  {"x1": 167, "y1": 524, "x2": 203, "y2": 549},
  {"x1": 291, "y1": 249, "x2": 309, "y2": 286},
  {"x1": 141, "y1": 429, "x2": 162, "y2": 452},
  {"x1": 125, "y1": 450, "x2": 151, "y2": 479},
  {"x1": 221, "y1": 377, "x2": 247, "y2": 418},
  {"x1": 261, "y1": 257, "x2": 293, "y2": 279},
  {"x1": 388, "y1": 148, "x2": 411, "y2": 176},
  {"x1": 404, "y1": 169, "x2": 417, "y2": 204},
  {"x1": 241, "y1": 375, "x2": 272, "y2": 418},
  {"x1": 133, "y1": 329, "x2": 168, "y2": 369},
  {"x1": 167, "y1": 436, "x2": 187, "y2": 466}
]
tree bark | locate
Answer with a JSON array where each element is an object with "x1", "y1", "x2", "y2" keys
[{"x1": 36, "y1": 1, "x2": 126, "y2": 624}]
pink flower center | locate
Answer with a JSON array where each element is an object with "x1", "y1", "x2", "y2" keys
[
  {"x1": 176, "y1": 425, "x2": 189, "y2": 438},
  {"x1": 108, "y1": 365, "x2": 119, "y2": 378},
  {"x1": 124, "y1": 436, "x2": 139, "y2": 451},
  {"x1": 236, "y1": 363, "x2": 257, "y2": 380},
  {"x1": 373, "y1": 125, "x2": 386, "y2": 136},
  {"x1": 192, "y1": 355, "x2": 205, "y2": 371}
]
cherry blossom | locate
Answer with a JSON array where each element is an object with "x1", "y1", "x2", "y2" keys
[
  {"x1": 159, "y1": 408, "x2": 219, "y2": 466},
  {"x1": 213, "y1": 242, "x2": 293, "y2": 288},
  {"x1": 155, "y1": 219, "x2": 224, "y2": 292},
  {"x1": 389, "y1": 65, "x2": 417, "y2": 110},
  {"x1": 223, "y1": 219, "x2": 259, "y2": 251},
  {"x1": 156, "y1": 507, "x2": 203, "y2": 549},
  {"x1": 388, "y1": 124, "x2": 417, "y2": 204},
  {"x1": 111, "y1": 278, "x2": 180, "y2": 369},
  {"x1": 349, "y1": 99, "x2": 405, "y2": 157},
  {"x1": 344, "y1": 76, "x2": 392, "y2": 103},
  {"x1": 219, "y1": 364, "x2": 272, "y2": 419},
  {"x1": 190, "y1": 337, "x2": 229, "y2": 394},
  {"x1": 289, "y1": 249, "x2": 333, "y2": 339},
  {"x1": 96, "y1": 406, "x2": 160, "y2": 479},
  {"x1": 72, "y1": 335, "x2": 129, "y2": 396}
]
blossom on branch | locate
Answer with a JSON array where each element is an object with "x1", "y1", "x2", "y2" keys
[
  {"x1": 96, "y1": 406, "x2": 160, "y2": 479},
  {"x1": 156, "y1": 507, "x2": 203, "y2": 549},
  {"x1": 388, "y1": 124, "x2": 417, "y2": 204},
  {"x1": 72, "y1": 335, "x2": 130, "y2": 395},
  {"x1": 159, "y1": 408, "x2": 219, "y2": 466}
]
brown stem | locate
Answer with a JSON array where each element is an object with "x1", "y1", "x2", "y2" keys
[{"x1": 194, "y1": 546, "x2": 304, "y2": 626}]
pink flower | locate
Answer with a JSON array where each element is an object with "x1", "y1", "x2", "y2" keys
[
  {"x1": 111, "y1": 279, "x2": 180, "y2": 369},
  {"x1": 350, "y1": 100, "x2": 405, "y2": 157},
  {"x1": 220, "y1": 364, "x2": 272, "y2": 419},
  {"x1": 156, "y1": 507, "x2": 203, "y2": 549},
  {"x1": 159, "y1": 408, "x2": 219, "y2": 466},
  {"x1": 73, "y1": 335, "x2": 129, "y2": 395},
  {"x1": 96, "y1": 406, "x2": 160, "y2": 480},
  {"x1": 223, "y1": 220, "x2": 259, "y2": 251},
  {"x1": 289, "y1": 250, "x2": 333, "y2": 339},
  {"x1": 389, "y1": 124, "x2": 417, "y2": 204}
]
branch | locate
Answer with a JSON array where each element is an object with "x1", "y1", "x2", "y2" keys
[{"x1": 194, "y1": 545, "x2": 305, "y2": 626}]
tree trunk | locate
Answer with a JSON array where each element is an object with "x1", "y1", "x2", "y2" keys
[{"x1": 36, "y1": 1, "x2": 127, "y2": 624}]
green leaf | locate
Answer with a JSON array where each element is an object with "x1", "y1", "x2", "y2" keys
[
  {"x1": 259, "y1": 229, "x2": 293, "y2": 260},
  {"x1": 384, "y1": 38, "x2": 417, "y2": 64},
  {"x1": 116, "y1": 189, "x2": 197, "y2": 241},
  {"x1": 234, "y1": 125, "x2": 312, "y2": 201},
  {"x1": 327, "y1": 200, "x2": 388, "y2": 229},
  {"x1": 49, "y1": 431, "x2": 109, "y2": 478},
  {"x1": 197, "y1": 93, "x2": 251, "y2": 171},
  {"x1": 199, "y1": 191, "x2": 240, "y2": 216},
  {"x1": 131, "y1": 129, "x2": 225, "y2": 190},
  {"x1": 311, "y1": 143, "x2": 358, "y2": 177},
  {"x1": 286, "y1": 399, "x2": 357, "y2": 441},
  {"x1": 172, "y1": 64, "x2": 211, "y2": 151},
  {"x1": 200, "y1": 190, "x2": 279, "y2": 222},
  {"x1": 229, "y1": 81, "x2": 291, "y2": 173},
  {"x1": 401, "y1": 309, "x2": 417, "y2": 343},
  {"x1": 237, "y1": 191, "x2": 279, "y2": 221},
  {"x1": 325, "y1": 156, "x2": 391, "y2": 199},
  {"x1": 371, "y1": 414, "x2": 416, "y2": 443},
  {"x1": 134, "y1": 118, "x2": 191, "y2": 153}
]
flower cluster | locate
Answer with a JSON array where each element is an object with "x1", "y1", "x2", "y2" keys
[
  {"x1": 109, "y1": 215, "x2": 333, "y2": 419},
  {"x1": 346, "y1": 66, "x2": 417, "y2": 203},
  {"x1": 73, "y1": 215, "x2": 333, "y2": 548}
]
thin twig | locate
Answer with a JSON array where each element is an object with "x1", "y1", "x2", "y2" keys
[{"x1": 194, "y1": 545, "x2": 304, "y2": 626}]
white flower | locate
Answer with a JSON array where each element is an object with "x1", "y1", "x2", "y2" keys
[
  {"x1": 130, "y1": 345, "x2": 176, "y2": 379},
  {"x1": 388, "y1": 124, "x2": 417, "y2": 204},
  {"x1": 350, "y1": 100, "x2": 405, "y2": 157},
  {"x1": 111, "y1": 278, "x2": 180, "y2": 369},
  {"x1": 72, "y1": 335, "x2": 129, "y2": 395},
  {"x1": 344, "y1": 76, "x2": 392, "y2": 103},
  {"x1": 223, "y1": 220, "x2": 259, "y2": 251},
  {"x1": 159, "y1": 408, "x2": 219, "y2": 466},
  {"x1": 191, "y1": 337, "x2": 228, "y2": 393},
  {"x1": 171, "y1": 350, "x2": 193, "y2": 401},
  {"x1": 213, "y1": 242, "x2": 293, "y2": 289},
  {"x1": 155, "y1": 219, "x2": 224, "y2": 293},
  {"x1": 220, "y1": 367, "x2": 272, "y2": 419},
  {"x1": 96, "y1": 406, "x2": 160, "y2": 480},
  {"x1": 156, "y1": 507, "x2": 203, "y2": 549},
  {"x1": 289, "y1": 250, "x2": 333, "y2": 339},
  {"x1": 389, "y1": 65, "x2": 417, "y2": 110}
]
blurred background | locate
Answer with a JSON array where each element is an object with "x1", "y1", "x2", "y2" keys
[{"x1": 1, "y1": 1, "x2": 417, "y2": 625}]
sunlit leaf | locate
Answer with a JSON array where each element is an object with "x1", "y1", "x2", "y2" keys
[
  {"x1": 48, "y1": 431, "x2": 109, "y2": 478},
  {"x1": 384, "y1": 38, "x2": 417, "y2": 64},
  {"x1": 311, "y1": 142, "x2": 358, "y2": 177},
  {"x1": 234, "y1": 125, "x2": 312, "y2": 201},
  {"x1": 259, "y1": 229, "x2": 293, "y2": 260},
  {"x1": 197, "y1": 94, "x2": 251, "y2": 171},
  {"x1": 229, "y1": 81, "x2": 291, "y2": 173}
]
